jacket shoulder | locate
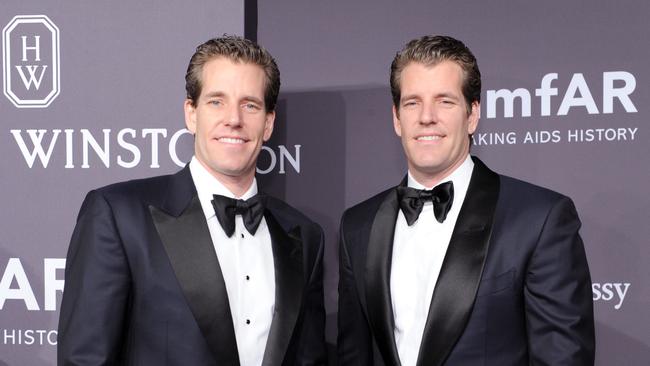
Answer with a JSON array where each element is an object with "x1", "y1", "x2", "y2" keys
[
  {"x1": 264, "y1": 195, "x2": 322, "y2": 234},
  {"x1": 94, "y1": 173, "x2": 174, "y2": 202},
  {"x1": 341, "y1": 186, "x2": 395, "y2": 232},
  {"x1": 494, "y1": 174, "x2": 580, "y2": 223},
  {"x1": 499, "y1": 174, "x2": 570, "y2": 205},
  {"x1": 473, "y1": 156, "x2": 572, "y2": 208}
]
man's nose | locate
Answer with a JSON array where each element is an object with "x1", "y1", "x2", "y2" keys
[
  {"x1": 419, "y1": 103, "x2": 438, "y2": 125},
  {"x1": 224, "y1": 103, "x2": 242, "y2": 127}
]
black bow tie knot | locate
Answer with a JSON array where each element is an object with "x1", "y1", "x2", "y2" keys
[
  {"x1": 397, "y1": 181, "x2": 454, "y2": 225},
  {"x1": 211, "y1": 194, "x2": 265, "y2": 237}
]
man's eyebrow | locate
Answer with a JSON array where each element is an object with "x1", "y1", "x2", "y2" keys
[
  {"x1": 400, "y1": 94, "x2": 421, "y2": 102},
  {"x1": 434, "y1": 92, "x2": 461, "y2": 100},
  {"x1": 241, "y1": 95, "x2": 264, "y2": 104},
  {"x1": 201, "y1": 91, "x2": 263, "y2": 104},
  {"x1": 202, "y1": 91, "x2": 226, "y2": 99},
  {"x1": 401, "y1": 92, "x2": 461, "y2": 102}
]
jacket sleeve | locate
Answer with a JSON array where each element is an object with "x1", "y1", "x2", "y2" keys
[
  {"x1": 294, "y1": 224, "x2": 328, "y2": 366},
  {"x1": 524, "y1": 196, "x2": 595, "y2": 366},
  {"x1": 337, "y1": 212, "x2": 372, "y2": 366},
  {"x1": 57, "y1": 190, "x2": 132, "y2": 366}
]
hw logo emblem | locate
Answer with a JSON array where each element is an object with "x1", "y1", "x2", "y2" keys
[{"x1": 3, "y1": 15, "x2": 60, "y2": 108}]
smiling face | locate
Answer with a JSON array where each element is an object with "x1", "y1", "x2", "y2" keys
[
  {"x1": 184, "y1": 57, "x2": 274, "y2": 186},
  {"x1": 393, "y1": 60, "x2": 479, "y2": 186}
]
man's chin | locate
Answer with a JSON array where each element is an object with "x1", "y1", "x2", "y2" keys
[
  {"x1": 412, "y1": 160, "x2": 446, "y2": 173},
  {"x1": 219, "y1": 165, "x2": 257, "y2": 179},
  {"x1": 409, "y1": 161, "x2": 451, "y2": 178},
  {"x1": 199, "y1": 160, "x2": 255, "y2": 180}
]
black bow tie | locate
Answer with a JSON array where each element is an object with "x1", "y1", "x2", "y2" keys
[
  {"x1": 211, "y1": 194, "x2": 265, "y2": 237},
  {"x1": 397, "y1": 181, "x2": 454, "y2": 225}
]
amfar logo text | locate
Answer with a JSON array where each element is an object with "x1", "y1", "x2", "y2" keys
[
  {"x1": 484, "y1": 71, "x2": 637, "y2": 119},
  {"x1": 0, "y1": 258, "x2": 64, "y2": 312},
  {"x1": 2, "y1": 15, "x2": 60, "y2": 108}
]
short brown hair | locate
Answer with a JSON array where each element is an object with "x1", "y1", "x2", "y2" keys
[
  {"x1": 185, "y1": 35, "x2": 280, "y2": 111},
  {"x1": 390, "y1": 35, "x2": 481, "y2": 115}
]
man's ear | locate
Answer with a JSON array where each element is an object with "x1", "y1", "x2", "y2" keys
[
  {"x1": 467, "y1": 101, "x2": 480, "y2": 135},
  {"x1": 184, "y1": 99, "x2": 197, "y2": 134},
  {"x1": 263, "y1": 110, "x2": 275, "y2": 142},
  {"x1": 392, "y1": 105, "x2": 402, "y2": 137}
]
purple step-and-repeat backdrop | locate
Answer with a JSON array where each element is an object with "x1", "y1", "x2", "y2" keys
[{"x1": 1, "y1": 1, "x2": 648, "y2": 365}]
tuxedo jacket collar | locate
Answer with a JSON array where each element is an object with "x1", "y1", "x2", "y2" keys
[
  {"x1": 149, "y1": 166, "x2": 304, "y2": 366},
  {"x1": 364, "y1": 157, "x2": 500, "y2": 366},
  {"x1": 261, "y1": 198, "x2": 304, "y2": 366}
]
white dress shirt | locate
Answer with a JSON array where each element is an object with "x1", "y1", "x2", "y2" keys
[
  {"x1": 390, "y1": 155, "x2": 474, "y2": 366},
  {"x1": 189, "y1": 157, "x2": 275, "y2": 366}
]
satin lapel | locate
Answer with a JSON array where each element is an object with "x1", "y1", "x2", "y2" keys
[
  {"x1": 416, "y1": 158, "x2": 500, "y2": 366},
  {"x1": 261, "y1": 211, "x2": 304, "y2": 366},
  {"x1": 150, "y1": 196, "x2": 239, "y2": 366},
  {"x1": 365, "y1": 188, "x2": 402, "y2": 366}
]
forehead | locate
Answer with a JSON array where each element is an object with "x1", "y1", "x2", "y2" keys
[
  {"x1": 199, "y1": 57, "x2": 266, "y2": 95},
  {"x1": 400, "y1": 60, "x2": 464, "y2": 94}
]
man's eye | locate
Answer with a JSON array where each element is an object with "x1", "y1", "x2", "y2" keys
[
  {"x1": 244, "y1": 103, "x2": 260, "y2": 110},
  {"x1": 209, "y1": 100, "x2": 222, "y2": 106},
  {"x1": 403, "y1": 101, "x2": 417, "y2": 107}
]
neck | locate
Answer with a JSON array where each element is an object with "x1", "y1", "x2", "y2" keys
[
  {"x1": 196, "y1": 159, "x2": 254, "y2": 198},
  {"x1": 409, "y1": 171, "x2": 448, "y2": 189},
  {"x1": 409, "y1": 154, "x2": 469, "y2": 188},
  {"x1": 213, "y1": 173, "x2": 254, "y2": 198}
]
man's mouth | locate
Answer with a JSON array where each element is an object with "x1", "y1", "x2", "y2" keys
[
  {"x1": 217, "y1": 137, "x2": 247, "y2": 144},
  {"x1": 416, "y1": 135, "x2": 443, "y2": 141}
]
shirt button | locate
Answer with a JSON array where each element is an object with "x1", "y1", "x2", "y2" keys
[
  {"x1": 246, "y1": 319, "x2": 251, "y2": 325},
  {"x1": 241, "y1": 233, "x2": 244, "y2": 238},
  {"x1": 245, "y1": 275, "x2": 250, "y2": 281}
]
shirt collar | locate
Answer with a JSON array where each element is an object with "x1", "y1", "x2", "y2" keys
[{"x1": 189, "y1": 156, "x2": 258, "y2": 220}]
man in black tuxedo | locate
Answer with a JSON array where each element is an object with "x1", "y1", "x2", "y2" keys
[
  {"x1": 337, "y1": 35, "x2": 594, "y2": 365},
  {"x1": 58, "y1": 36, "x2": 326, "y2": 366}
]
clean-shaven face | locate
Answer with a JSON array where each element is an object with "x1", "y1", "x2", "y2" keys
[
  {"x1": 393, "y1": 60, "x2": 479, "y2": 185},
  {"x1": 184, "y1": 57, "x2": 274, "y2": 182}
]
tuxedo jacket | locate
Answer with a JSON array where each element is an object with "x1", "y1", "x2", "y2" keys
[
  {"x1": 338, "y1": 157, "x2": 594, "y2": 366},
  {"x1": 58, "y1": 166, "x2": 327, "y2": 366}
]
